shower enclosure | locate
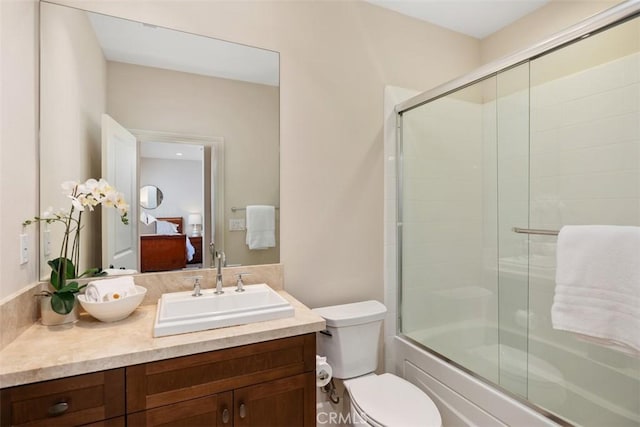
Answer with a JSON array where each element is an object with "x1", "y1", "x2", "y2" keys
[{"x1": 395, "y1": 4, "x2": 639, "y2": 426}]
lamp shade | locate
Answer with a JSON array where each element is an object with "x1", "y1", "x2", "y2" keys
[{"x1": 188, "y1": 213, "x2": 202, "y2": 225}]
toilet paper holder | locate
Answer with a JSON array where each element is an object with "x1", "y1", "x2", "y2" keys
[
  {"x1": 318, "y1": 370, "x2": 330, "y2": 382},
  {"x1": 322, "y1": 379, "x2": 340, "y2": 404}
]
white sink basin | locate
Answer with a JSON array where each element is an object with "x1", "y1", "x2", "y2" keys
[{"x1": 153, "y1": 283, "x2": 295, "y2": 337}]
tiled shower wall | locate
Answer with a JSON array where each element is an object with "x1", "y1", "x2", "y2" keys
[{"x1": 526, "y1": 50, "x2": 640, "y2": 422}]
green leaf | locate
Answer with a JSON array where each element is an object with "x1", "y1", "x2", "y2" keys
[
  {"x1": 78, "y1": 268, "x2": 105, "y2": 278},
  {"x1": 48, "y1": 258, "x2": 75, "y2": 290},
  {"x1": 51, "y1": 292, "x2": 75, "y2": 315},
  {"x1": 57, "y1": 281, "x2": 80, "y2": 294}
]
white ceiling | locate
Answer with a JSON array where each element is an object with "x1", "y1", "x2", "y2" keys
[
  {"x1": 88, "y1": 12, "x2": 279, "y2": 86},
  {"x1": 87, "y1": 1, "x2": 548, "y2": 86},
  {"x1": 140, "y1": 141, "x2": 204, "y2": 161},
  {"x1": 365, "y1": 0, "x2": 551, "y2": 39}
]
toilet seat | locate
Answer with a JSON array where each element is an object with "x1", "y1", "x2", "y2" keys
[{"x1": 344, "y1": 373, "x2": 442, "y2": 427}]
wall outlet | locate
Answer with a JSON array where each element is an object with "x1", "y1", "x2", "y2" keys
[
  {"x1": 20, "y1": 233, "x2": 29, "y2": 265},
  {"x1": 229, "y1": 218, "x2": 246, "y2": 231},
  {"x1": 43, "y1": 229, "x2": 51, "y2": 257}
]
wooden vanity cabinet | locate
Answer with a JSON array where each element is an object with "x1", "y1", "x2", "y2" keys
[
  {"x1": 126, "y1": 334, "x2": 316, "y2": 427},
  {"x1": 1, "y1": 334, "x2": 316, "y2": 427}
]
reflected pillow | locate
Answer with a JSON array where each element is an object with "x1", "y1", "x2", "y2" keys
[{"x1": 156, "y1": 220, "x2": 179, "y2": 235}]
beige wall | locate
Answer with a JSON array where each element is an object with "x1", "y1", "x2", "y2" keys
[
  {"x1": 1, "y1": 0, "x2": 627, "y2": 308},
  {"x1": 107, "y1": 61, "x2": 280, "y2": 267},
  {"x1": 481, "y1": 0, "x2": 623, "y2": 64},
  {"x1": 0, "y1": 0, "x2": 39, "y2": 302},
  {"x1": 43, "y1": 0, "x2": 480, "y2": 308},
  {"x1": 39, "y1": 2, "x2": 107, "y2": 280}
]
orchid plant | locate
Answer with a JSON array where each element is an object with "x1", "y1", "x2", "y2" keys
[{"x1": 24, "y1": 178, "x2": 129, "y2": 315}]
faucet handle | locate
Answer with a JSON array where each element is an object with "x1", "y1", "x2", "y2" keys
[
  {"x1": 191, "y1": 276, "x2": 203, "y2": 297},
  {"x1": 235, "y1": 273, "x2": 251, "y2": 293}
]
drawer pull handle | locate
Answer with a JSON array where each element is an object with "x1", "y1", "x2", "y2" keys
[
  {"x1": 222, "y1": 408, "x2": 230, "y2": 424},
  {"x1": 239, "y1": 402, "x2": 247, "y2": 419},
  {"x1": 48, "y1": 401, "x2": 69, "y2": 416}
]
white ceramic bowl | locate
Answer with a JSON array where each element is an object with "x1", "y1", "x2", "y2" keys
[{"x1": 78, "y1": 285, "x2": 147, "y2": 322}]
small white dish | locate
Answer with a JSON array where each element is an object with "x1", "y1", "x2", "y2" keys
[{"x1": 78, "y1": 285, "x2": 147, "y2": 322}]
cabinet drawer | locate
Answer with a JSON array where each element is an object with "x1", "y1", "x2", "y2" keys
[
  {"x1": 127, "y1": 334, "x2": 315, "y2": 412},
  {"x1": 0, "y1": 369, "x2": 125, "y2": 427}
]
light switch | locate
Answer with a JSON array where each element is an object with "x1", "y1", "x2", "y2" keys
[
  {"x1": 229, "y1": 218, "x2": 246, "y2": 231},
  {"x1": 20, "y1": 233, "x2": 28, "y2": 265}
]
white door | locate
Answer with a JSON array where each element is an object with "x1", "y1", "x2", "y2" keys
[{"x1": 102, "y1": 114, "x2": 138, "y2": 270}]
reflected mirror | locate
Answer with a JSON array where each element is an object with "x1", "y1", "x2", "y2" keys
[
  {"x1": 140, "y1": 185, "x2": 164, "y2": 210},
  {"x1": 39, "y1": 2, "x2": 280, "y2": 278}
]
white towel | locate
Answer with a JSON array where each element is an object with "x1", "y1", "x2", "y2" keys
[
  {"x1": 551, "y1": 225, "x2": 640, "y2": 354},
  {"x1": 245, "y1": 205, "x2": 276, "y2": 250},
  {"x1": 85, "y1": 276, "x2": 137, "y2": 302},
  {"x1": 103, "y1": 268, "x2": 138, "y2": 276},
  {"x1": 139, "y1": 211, "x2": 157, "y2": 225}
]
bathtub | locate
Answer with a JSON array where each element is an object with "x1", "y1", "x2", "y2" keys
[{"x1": 392, "y1": 322, "x2": 640, "y2": 427}]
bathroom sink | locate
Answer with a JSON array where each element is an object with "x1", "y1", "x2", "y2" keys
[{"x1": 153, "y1": 283, "x2": 295, "y2": 337}]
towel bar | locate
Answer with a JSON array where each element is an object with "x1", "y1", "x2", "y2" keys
[
  {"x1": 231, "y1": 206, "x2": 279, "y2": 212},
  {"x1": 512, "y1": 227, "x2": 559, "y2": 236}
]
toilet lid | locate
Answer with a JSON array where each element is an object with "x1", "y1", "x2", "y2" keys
[{"x1": 347, "y1": 374, "x2": 441, "y2": 427}]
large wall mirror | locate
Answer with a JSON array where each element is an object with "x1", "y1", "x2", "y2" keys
[{"x1": 39, "y1": 1, "x2": 280, "y2": 279}]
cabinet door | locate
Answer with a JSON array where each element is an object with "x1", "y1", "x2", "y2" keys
[
  {"x1": 234, "y1": 372, "x2": 315, "y2": 427},
  {"x1": 127, "y1": 392, "x2": 233, "y2": 427}
]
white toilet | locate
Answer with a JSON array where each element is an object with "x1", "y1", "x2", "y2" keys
[{"x1": 313, "y1": 300, "x2": 442, "y2": 427}]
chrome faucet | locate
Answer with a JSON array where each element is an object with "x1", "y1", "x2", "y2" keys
[
  {"x1": 191, "y1": 276, "x2": 203, "y2": 297},
  {"x1": 235, "y1": 273, "x2": 250, "y2": 292},
  {"x1": 214, "y1": 251, "x2": 225, "y2": 294},
  {"x1": 209, "y1": 242, "x2": 216, "y2": 268}
]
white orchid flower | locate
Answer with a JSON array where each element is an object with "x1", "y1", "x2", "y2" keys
[
  {"x1": 68, "y1": 195, "x2": 85, "y2": 212},
  {"x1": 96, "y1": 179, "x2": 114, "y2": 196},
  {"x1": 77, "y1": 178, "x2": 98, "y2": 196},
  {"x1": 84, "y1": 178, "x2": 99, "y2": 189},
  {"x1": 61, "y1": 180, "x2": 79, "y2": 196},
  {"x1": 85, "y1": 179, "x2": 106, "y2": 201},
  {"x1": 77, "y1": 194, "x2": 99, "y2": 211},
  {"x1": 102, "y1": 190, "x2": 117, "y2": 208},
  {"x1": 41, "y1": 207, "x2": 56, "y2": 219},
  {"x1": 115, "y1": 192, "x2": 129, "y2": 215}
]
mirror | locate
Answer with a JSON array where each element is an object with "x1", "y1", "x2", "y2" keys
[
  {"x1": 140, "y1": 185, "x2": 164, "y2": 210},
  {"x1": 39, "y1": 2, "x2": 280, "y2": 278}
]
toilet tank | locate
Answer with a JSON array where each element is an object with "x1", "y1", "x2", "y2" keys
[{"x1": 312, "y1": 300, "x2": 387, "y2": 379}]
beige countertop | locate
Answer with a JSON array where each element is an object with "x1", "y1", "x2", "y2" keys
[{"x1": 0, "y1": 290, "x2": 325, "y2": 389}]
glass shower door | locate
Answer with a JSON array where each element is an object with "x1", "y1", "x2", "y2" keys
[
  {"x1": 400, "y1": 75, "x2": 502, "y2": 384},
  {"x1": 399, "y1": 65, "x2": 532, "y2": 399},
  {"x1": 527, "y1": 16, "x2": 640, "y2": 425},
  {"x1": 399, "y1": 10, "x2": 640, "y2": 427},
  {"x1": 495, "y1": 62, "x2": 531, "y2": 398}
]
